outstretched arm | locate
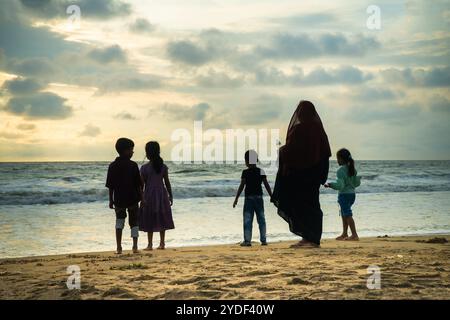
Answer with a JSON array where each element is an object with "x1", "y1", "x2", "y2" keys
[
  {"x1": 327, "y1": 169, "x2": 345, "y2": 191},
  {"x1": 163, "y1": 170, "x2": 173, "y2": 206},
  {"x1": 233, "y1": 179, "x2": 245, "y2": 208},
  {"x1": 262, "y1": 176, "x2": 273, "y2": 198}
]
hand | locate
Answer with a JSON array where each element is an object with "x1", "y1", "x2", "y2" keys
[
  {"x1": 140, "y1": 200, "x2": 145, "y2": 208},
  {"x1": 233, "y1": 199, "x2": 238, "y2": 208},
  {"x1": 324, "y1": 183, "x2": 330, "y2": 188},
  {"x1": 109, "y1": 201, "x2": 114, "y2": 209}
]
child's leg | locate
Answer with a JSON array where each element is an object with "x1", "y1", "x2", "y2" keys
[
  {"x1": 115, "y1": 228, "x2": 123, "y2": 254},
  {"x1": 146, "y1": 232, "x2": 153, "y2": 250},
  {"x1": 345, "y1": 194, "x2": 358, "y2": 240},
  {"x1": 242, "y1": 197, "x2": 254, "y2": 244},
  {"x1": 128, "y1": 205, "x2": 139, "y2": 253},
  {"x1": 132, "y1": 237, "x2": 138, "y2": 252},
  {"x1": 115, "y1": 208, "x2": 126, "y2": 254},
  {"x1": 346, "y1": 217, "x2": 359, "y2": 240},
  {"x1": 158, "y1": 231, "x2": 166, "y2": 249},
  {"x1": 254, "y1": 197, "x2": 267, "y2": 244},
  {"x1": 336, "y1": 216, "x2": 349, "y2": 240}
]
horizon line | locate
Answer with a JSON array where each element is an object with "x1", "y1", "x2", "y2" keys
[{"x1": 0, "y1": 159, "x2": 449, "y2": 163}]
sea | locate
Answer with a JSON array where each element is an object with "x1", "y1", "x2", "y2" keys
[{"x1": 0, "y1": 160, "x2": 449, "y2": 258}]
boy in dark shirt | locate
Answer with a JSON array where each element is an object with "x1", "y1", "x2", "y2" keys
[
  {"x1": 233, "y1": 150, "x2": 273, "y2": 246},
  {"x1": 106, "y1": 138, "x2": 143, "y2": 254}
]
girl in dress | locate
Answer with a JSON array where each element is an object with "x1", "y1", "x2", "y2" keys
[{"x1": 139, "y1": 141, "x2": 174, "y2": 250}]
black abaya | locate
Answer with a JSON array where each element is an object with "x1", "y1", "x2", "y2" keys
[{"x1": 272, "y1": 157, "x2": 329, "y2": 245}]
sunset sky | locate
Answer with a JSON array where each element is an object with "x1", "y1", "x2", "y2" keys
[{"x1": 0, "y1": 0, "x2": 449, "y2": 161}]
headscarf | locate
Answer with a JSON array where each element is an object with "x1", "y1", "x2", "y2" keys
[{"x1": 280, "y1": 100, "x2": 331, "y2": 172}]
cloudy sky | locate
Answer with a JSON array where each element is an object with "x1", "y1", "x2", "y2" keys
[{"x1": 0, "y1": 0, "x2": 449, "y2": 161}]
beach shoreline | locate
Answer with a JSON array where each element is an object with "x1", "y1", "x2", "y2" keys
[{"x1": 0, "y1": 235, "x2": 449, "y2": 300}]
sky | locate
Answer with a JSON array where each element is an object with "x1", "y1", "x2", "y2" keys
[{"x1": 0, "y1": 0, "x2": 449, "y2": 161}]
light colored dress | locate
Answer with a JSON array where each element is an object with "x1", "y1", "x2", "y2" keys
[{"x1": 139, "y1": 163, "x2": 174, "y2": 232}]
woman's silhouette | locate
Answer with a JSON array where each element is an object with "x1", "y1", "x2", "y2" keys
[{"x1": 272, "y1": 100, "x2": 331, "y2": 248}]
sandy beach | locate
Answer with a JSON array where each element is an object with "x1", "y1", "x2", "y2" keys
[{"x1": 0, "y1": 235, "x2": 449, "y2": 300}]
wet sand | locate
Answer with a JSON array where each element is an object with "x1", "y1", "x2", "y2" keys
[{"x1": 0, "y1": 235, "x2": 449, "y2": 300}]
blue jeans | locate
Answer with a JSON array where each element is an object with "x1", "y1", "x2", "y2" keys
[{"x1": 243, "y1": 196, "x2": 266, "y2": 243}]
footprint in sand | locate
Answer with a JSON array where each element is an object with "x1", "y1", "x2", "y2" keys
[
  {"x1": 102, "y1": 287, "x2": 137, "y2": 299},
  {"x1": 61, "y1": 289, "x2": 82, "y2": 300},
  {"x1": 133, "y1": 275, "x2": 159, "y2": 281},
  {"x1": 289, "y1": 277, "x2": 312, "y2": 285},
  {"x1": 155, "y1": 289, "x2": 222, "y2": 299},
  {"x1": 227, "y1": 280, "x2": 257, "y2": 288},
  {"x1": 170, "y1": 276, "x2": 208, "y2": 285},
  {"x1": 246, "y1": 270, "x2": 271, "y2": 276}
]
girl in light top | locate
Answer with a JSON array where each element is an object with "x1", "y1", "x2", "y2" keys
[{"x1": 325, "y1": 148, "x2": 361, "y2": 241}]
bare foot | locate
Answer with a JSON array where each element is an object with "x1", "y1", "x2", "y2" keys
[
  {"x1": 157, "y1": 243, "x2": 165, "y2": 250},
  {"x1": 290, "y1": 241, "x2": 320, "y2": 248},
  {"x1": 336, "y1": 235, "x2": 348, "y2": 241},
  {"x1": 132, "y1": 247, "x2": 139, "y2": 253},
  {"x1": 116, "y1": 247, "x2": 122, "y2": 254},
  {"x1": 144, "y1": 245, "x2": 153, "y2": 251},
  {"x1": 345, "y1": 236, "x2": 359, "y2": 241},
  {"x1": 289, "y1": 241, "x2": 304, "y2": 248},
  {"x1": 300, "y1": 242, "x2": 320, "y2": 248}
]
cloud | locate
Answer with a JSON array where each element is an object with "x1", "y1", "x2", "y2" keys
[
  {"x1": 269, "y1": 13, "x2": 337, "y2": 28},
  {"x1": 195, "y1": 69, "x2": 245, "y2": 88},
  {"x1": 5, "y1": 57, "x2": 57, "y2": 77},
  {"x1": 345, "y1": 102, "x2": 421, "y2": 124},
  {"x1": 2, "y1": 51, "x2": 162, "y2": 93},
  {"x1": 19, "y1": 0, "x2": 132, "y2": 19},
  {"x1": 1, "y1": 77, "x2": 44, "y2": 95},
  {"x1": 254, "y1": 65, "x2": 373, "y2": 86},
  {"x1": 381, "y1": 66, "x2": 450, "y2": 87},
  {"x1": 428, "y1": 95, "x2": 450, "y2": 113},
  {"x1": 0, "y1": 14, "x2": 80, "y2": 60},
  {"x1": 129, "y1": 18, "x2": 155, "y2": 34},
  {"x1": 79, "y1": 123, "x2": 101, "y2": 137},
  {"x1": 94, "y1": 75, "x2": 162, "y2": 93},
  {"x1": 3, "y1": 92, "x2": 73, "y2": 119},
  {"x1": 237, "y1": 95, "x2": 283, "y2": 125},
  {"x1": 0, "y1": 132, "x2": 24, "y2": 140},
  {"x1": 87, "y1": 45, "x2": 127, "y2": 64},
  {"x1": 255, "y1": 33, "x2": 380, "y2": 60},
  {"x1": 1, "y1": 76, "x2": 73, "y2": 120},
  {"x1": 114, "y1": 111, "x2": 137, "y2": 120},
  {"x1": 17, "y1": 123, "x2": 36, "y2": 131},
  {"x1": 0, "y1": 4, "x2": 162, "y2": 94},
  {"x1": 154, "y1": 102, "x2": 211, "y2": 121},
  {"x1": 351, "y1": 87, "x2": 400, "y2": 101},
  {"x1": 295, "y1": 65, "x2": 373, "y2": 85},
  {"x1": 166, "y1": 40, "x2": 217, "y2": 66}
]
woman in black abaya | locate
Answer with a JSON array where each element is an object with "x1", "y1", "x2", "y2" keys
[{"x1": 272, "y1": 100, "x2": 331, "y2": 248}]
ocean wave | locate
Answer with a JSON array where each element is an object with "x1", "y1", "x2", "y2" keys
[
  {"x1": 1, "y1": 161, "x2": 449, "y2": 205},
  {"x1": 0, "y1": 189, "x2": 108, "y2": 205},
  {"x1": 1, "y1": 184, "x2": 450, "y2": 205},
  {"x1": 172, "y1": 169, "x2": 211, "y2": 174},
  {"x1": 61, "y1": 177, "x2": 83, "y2": 183},
  {"x1": 361, "y1": 174, "x2": 379, "y2": 180}
]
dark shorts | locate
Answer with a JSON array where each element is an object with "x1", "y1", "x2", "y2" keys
[
  {"x1": 338, "y1": 193, "x2": 356, "y2": 217},
  {"x1": 114, "y1": 204, "x2": 139, "y2": 229}
]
